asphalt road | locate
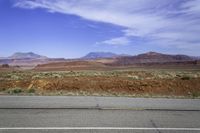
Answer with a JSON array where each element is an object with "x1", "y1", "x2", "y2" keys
[
  {"x1": 1, "y1": 96, "x2": 200, "y2": 110},
  {"x1": 0, "y1": 96, "x2": 200, "y2": 133}
]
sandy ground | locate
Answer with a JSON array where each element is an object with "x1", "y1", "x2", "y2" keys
[{"x1": 0, "y1": 68, "x2": 200, "y2": 98}]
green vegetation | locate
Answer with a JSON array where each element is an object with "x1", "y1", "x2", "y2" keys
[
  {"x1": 1, "y1": 64, "x2": 9, "y2": 68},
  {"x1": 181, "y1": 76, "x2": 191, "y2": 80},
  {"x1": 7, "y1": 88, "x2": 23, "y2": 94},
  {"x1": 0, "y1": 69, "x2": 200, "y2": 81},
  {"x1": 27, "y1": 88, "x2": 36, "y2": 93},
  {"x1": 0, "y1": 69, "x2": 200, "y2": 98}
]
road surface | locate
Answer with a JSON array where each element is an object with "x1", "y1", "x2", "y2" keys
[{"x1": 0, "y1": 96, "x2": 200, "y2": 133}]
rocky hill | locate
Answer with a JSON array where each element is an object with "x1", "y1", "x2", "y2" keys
[
  {"x1": 82, "y1": 52, "x2": 118, "y2": 59},
  {"x1": 108, "y1": 52, "x2": 195, "y2": 66},
  {"x1": 0, "y1": 52, "x2": 66, "y2": 67},
  {"x1": 9, "y1": 52, "x2": 47, "y2": 59}
]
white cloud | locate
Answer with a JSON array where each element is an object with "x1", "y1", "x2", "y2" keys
[
  {"x1": 181, "y1": 0, "x2": 200, "y2": 14},
  {"x1": 14, "y1": 0, "x2": 200, "y2": 50},
  {"x1": 100, "y1": 37, "x2": 131, "y2": 46}
]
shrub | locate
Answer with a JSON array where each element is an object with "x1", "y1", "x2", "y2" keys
[
  {"x1": 13, "y1": 89, "x2": 22, "y2": 93},
  {"x1": 2, "y1": 64, "x2": 9, "y2": 68},
  {"x1": 0, "y1": 88, "x2": 6, "y2": 91},
  {"x1": 28, "y1": 88, "x2": 35, "y2": 93},
  {"x1": 7, "y1": 88, "x2": 22, "y2": 94},
  {"x1": 181, "y1": 76, "x2": 190, "y2": 80},
  {"x1": 192, "y1": 92, "x2": 200, "y2": 98}
]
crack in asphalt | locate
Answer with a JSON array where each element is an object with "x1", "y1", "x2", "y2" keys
[
  {"x1": 150, "y1": 119, "x2": 162, "y2": 133},
  {"x1": 94, "y1": 97, "x2": 100, "y2": 109},
  {"x1": 0, "y1": 108, "x2": 200, "y2": 112}
]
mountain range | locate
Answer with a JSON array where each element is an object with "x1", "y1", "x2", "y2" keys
[
  {"x1": 0, "y1": 51, "x2": 199, "y2": 68},
  {"x1": 0, "y1": 52, "x2": 65, "y2": 67},
  {"x1": 111, "y1": 52, "x2": 195, "y2": 66},
  {"x1": 82, "y1": 52, "x2": 118, "y2": 59},
  {"x1": 9, "y1": 52, "x2": 47, "y2": 59}
]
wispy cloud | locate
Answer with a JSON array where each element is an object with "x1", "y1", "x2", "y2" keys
[
  {"x1": 14, "y1": 0, "x2": 200, "y2": 50},
  {"x1": 181, "y1": 0, "x2": 200, "y2": 14},
  {"x1": 99, "y1": 37, "x2": 131, "y2": 46}
]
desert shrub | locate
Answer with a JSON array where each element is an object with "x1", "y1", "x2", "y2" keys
[
  {"x1": 52, "y1": 73, "x2": 62, "y2": 78},
  {"x1": 13, "y1": 88, "x2": 22, "y2": 93},
  {"x1": 7, "y1": 88, "x2": 22, "y2": 94},
  {"x1": 2, "y1": 64, "x2": 9, "y2": 68},
  {"x1": 192, "y1": 92, "x2": 200, "y2": 98},
  {"x1": 32, "y1": 75, "x2": 42, "y2": 79},
  {"x1": 11, "y1": 75, "x2": 21, "y2": 80},
  {"x1": 181, "y1": 76, "x2": 191, "y2": 80},
  {"x1": 28, "y1": 88, "x2": 35, "y2": 93},
  {"x1": 176, "y1": 74, "x2": 181, "y2": 77},
  {"x1": 0, "y1": 88, "x2": 6, "y2": 91}
]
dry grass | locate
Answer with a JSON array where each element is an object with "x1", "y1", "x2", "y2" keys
[{"x1": 0, "y1": 69, "x2": 200, "y2": 98}]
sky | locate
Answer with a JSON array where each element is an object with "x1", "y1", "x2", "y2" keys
[{"x1": 0, "y1": 0, "x2": 200, "y2": 58}]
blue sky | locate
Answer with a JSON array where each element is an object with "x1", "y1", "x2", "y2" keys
[{"x1": 0, "y1": 0, "x2": 200, "y2": 58}]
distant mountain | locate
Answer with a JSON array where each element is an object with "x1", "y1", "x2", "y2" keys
[
  {"x1": 191, "y1": 56, "x2": 200, "y2": 60},
  {"x1": 137, "y1": 52, "x2": 192, "y2": 61},
  {"x1": 9, "y1": 52, "x2": 47, "y2": 59},
  {"x1": 0, "y1": 52, "x2": 66, "y2": 67},
  {"x1": 109, "y1": 52, "x2": 196, "y2": 66},
  {"x1": 82, "y1": 52, "x2": 118, "y2": 59},
  {"x1": 1, "y1": 51, "x2": 200, "y2": 68}
]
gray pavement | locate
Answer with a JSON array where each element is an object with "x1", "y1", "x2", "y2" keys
[
  {"x1": 0, "y1": 96, "x2": 200, "y2": 133},
  {"x1": 0, "y1": 96, "x2": 200, "y2": 110}
]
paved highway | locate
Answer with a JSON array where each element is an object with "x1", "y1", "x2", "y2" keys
[
  {"x1": 1, "y1": 96, "x2": 200, "y2": 110},
  {"x1": 0, "y1": 96, "x2": 200, "y2": 133}
]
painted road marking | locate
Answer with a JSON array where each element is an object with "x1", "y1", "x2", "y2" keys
[{"x1": 0, "y1": 127, "x2": 200, "y2": 131}]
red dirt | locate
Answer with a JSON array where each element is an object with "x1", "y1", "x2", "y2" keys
[{"x1": 1, "y1": 76, "x2": 200, "y2": 97}]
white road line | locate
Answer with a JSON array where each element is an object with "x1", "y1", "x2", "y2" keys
[{"x1": 0, "y1": 127, "x2": 200, "y2": 131}]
